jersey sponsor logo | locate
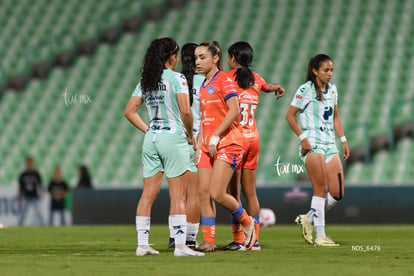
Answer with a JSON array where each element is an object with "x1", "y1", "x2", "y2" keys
[
  {"x1": 239, "y1": 91, "x2": 259, "y2": 101},
  {"x1": 208, "y1": 86, "x2": 215, "y2": 94},
  {"x1": 296, "y1": 94, "x2": 302, "y2": 100},
  {"x1": 323, "y1": 106, "x2": 333, "y2": 120},
  {"x1": 147, "y1": 95, "x2": 165, "y2": 102},
  {"x1": 207, "y1": 99, "x2": 221, "y2": 104},
  {"x1": 202, "y1": 117, "x2": 215, "y2": 122},
  {"x1": 157, "y1": 83, "x2": 167, "y2": 91},
  {"x1": 226, "y1": 77, "x2": 233, "y2": 82}
]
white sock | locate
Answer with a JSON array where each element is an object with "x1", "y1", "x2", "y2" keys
[
  {"x1": 169, "y1": 215, "x2": 187, "y2": 248},
  {"x1": 308, "y1": 196, "x2": 326, "y2": 237},
  {"x1": 136, "y1": 216, "x2": 150, "y2": 247},
  {"x1": 325, "y1": 192, "x2": 338, "y2": 212},
  {"x1": 186, "y1": 222, "x2": 199, "y2": 242}
]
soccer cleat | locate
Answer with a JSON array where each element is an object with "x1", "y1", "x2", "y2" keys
[
  {"x1": 195, "y1": 240, "x2": 217, "y2": 252},
  {"x1": 186, "y1": 240, "x2": 197, "y2": 250},
  {"x1": 174, "y1": 246, "x2": 205, "y2": 257},
  {"x1": 136, "y1": 246, "x2": 160, "y2": 256},
  {"x1": 251, "y1": 240, "x2": 261, "y2": 251},
  {"x1": 168, "y1": 237, "x2": 175, "y2": 249},
  {"x1": 221, "y1": 241, "x2": 246, "y2": 251},
  {"x1": 243, "y1": 218, "x2": 257, "y2": 250},
  {"x1": 295, "y1": 214, "x2": 314, "y2": 245},
  {"x1": 314, "y1": 236, "x2": 340, "y2": 247}
]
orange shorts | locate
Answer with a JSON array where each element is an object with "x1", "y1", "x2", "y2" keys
[
  {"x1": 196, "y1": 144, "x2": 243, "y2": 170},
  {"x1": 239, "y1": 139, "x2": 259, "y2": 170}
]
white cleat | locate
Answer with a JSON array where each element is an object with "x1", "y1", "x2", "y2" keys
[
  {"x1": 295, "y1": 214, "x2": 314, "y2": 245},
  {"x1": 243, "y1": 217, "x2": 257, "y2": 250},
  {"x1": 174, "y1": 246, "x2": 205, "y2": 257},
  {"x1": 314, "y1": 236, "x2": 340, "y2": 247},
  {"x1": 136, "y1": 246, "x2": 160, "y2": 256}
]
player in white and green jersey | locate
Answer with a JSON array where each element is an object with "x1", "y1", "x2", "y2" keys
[
  {"x1": 286, "y1": 54, "x2": 350, "y2": 247},
  {"x1": 132, "y1": 69, "x2": 190, "y2": 138},
  {"x1": 124, "y1": 37, "x2": 203, "y2": 257},
  {"x1": 191, "y1": 73, "x2": 204, "y2": 136},
  {"x1": 166, "y1": 43, "x2": 205, "y2": 250},
  {"x1": 291, "y1": 80, "x2": 338, "y2": 150}
]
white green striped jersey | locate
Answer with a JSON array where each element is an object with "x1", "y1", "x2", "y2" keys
[
  {"x1": 132, "y1": 69, "x2": 189, "y2": 136},
  {"x1": 290, "y1": 80, "x2": 338, "y2": 146},
  {"x1": 191, "y1": 74, "x2": 204, "y2": 135}
]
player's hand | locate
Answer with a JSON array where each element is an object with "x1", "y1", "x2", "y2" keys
[
  {"x1": 194, "y1": 148, "x2": 201, "y2": 165},
  {"x1": 187, "y1": 135, "x2": 194, "y2": 146},
  {"x1": 342, "y1": 142, "x2": 350, "y2": 161},
  {"x1": 208, "y1": 135, "x2": 220, "y2": 157},
  {"x1": 301, "y1": 139, "x2": 312, "y2": 156},
  {"x1": 276, "y1": 86, "x2": 285, "y2": 100}
]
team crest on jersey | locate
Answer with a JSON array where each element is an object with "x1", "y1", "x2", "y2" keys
[
  {"x1": 208, "y1": 86, "x2": 215, "y2": 94},
  {"x1": 296, "y1": 94, "x2": 302, "y2": 100}
]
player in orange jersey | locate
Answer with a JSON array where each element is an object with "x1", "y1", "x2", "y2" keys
[
  {"x1": 194, "y1": 41, "x2": 256, "y2": 252},
  {"x1": 222, "y1": 41, "x2": 285, "y2": 251}
]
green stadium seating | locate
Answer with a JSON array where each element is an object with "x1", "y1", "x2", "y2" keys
[{"x1": 1, "y1": 0, "x2": 413, "y2": 187}]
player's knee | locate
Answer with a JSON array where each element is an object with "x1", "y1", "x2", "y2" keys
[{"x1": 210, "y1": 189, "x2": 224, "y2": 204}]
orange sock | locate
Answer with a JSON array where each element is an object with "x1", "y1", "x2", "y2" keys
[
  {"x1": 232, "y1": 206, "x2": 252, "y2": 227},
  {"x1": 201, "y1": 217, "x2": 216, "y2": 245},
  {"x1": 232, "y1": 223, "x2": 244, "y2": 243}
]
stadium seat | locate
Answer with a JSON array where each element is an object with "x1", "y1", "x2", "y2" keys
[{"x1": 1, "y1": 0, "x2": 413, "y2": 187}]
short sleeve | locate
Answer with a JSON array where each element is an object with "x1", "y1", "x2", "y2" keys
[
  {"x1": 132, "y1": 83, "x2": 142, "y2": 97},
  {"x1": 175, "y1": 73, "x2": 189, "y2": 94},
  {"x1": 333, "y1": 84, "x2": 338, "y2": 105},
  {"x1": 291, "y1": 84, "x2": 311, "y2": 110},
  {"x1": 221, "y1": 72, "x2": 238, "y2": 102},
  {"x1": 255, "y1": 73, "x2": 269, "y2": 92}
]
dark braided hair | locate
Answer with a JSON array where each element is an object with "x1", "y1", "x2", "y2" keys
[
  {"x1": 306, "y1": 54, "x2": 332, "y2": 101},
  {"x1": 181, "y1": 43, "x2": 198, "y2": 106},
  {"x1": 140, "y1": 37, "x2": 179, "y2": 95},
  {"x1": 227, "y1": 41, "x2": 255, "y2": 89}
]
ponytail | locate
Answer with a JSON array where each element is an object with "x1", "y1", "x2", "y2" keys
[
  {"x1": 228, "y1": 41, "x2": 255, "y2": 89},
  {"x1": 306, "y1": 53, "x2": 332, "y2": 101},
  {"x1": 181, "y1": 43, "x2": 198, "y2": 106}
]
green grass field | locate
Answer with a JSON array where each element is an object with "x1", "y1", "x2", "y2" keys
[{"x1": 0, "y1": 225, "x2": 413, "y2": 275}]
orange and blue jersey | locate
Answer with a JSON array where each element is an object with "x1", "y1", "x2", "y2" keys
[
  {"x1": 227, "y1": 69, "x2": 270, "y2": 142},
  {"x1": 199, "y1": 70, "x2": 243, "y2": 152}
]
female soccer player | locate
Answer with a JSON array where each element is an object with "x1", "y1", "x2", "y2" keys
[
  {"x1": 223, "y1": 41, "x2": 285, "y2": 251},
  {"x1": 285, "y1": 54, "x2": 350, "y2": 246},
  {"x1": 194, "y1": 41, "x2": 256, "y2": 252},
  {"x1": 124, "y1": 37, "x2": 204, "y2": 257},
  {"x1": 168, "y1": 43, "x2": 204, "y2": 249}
]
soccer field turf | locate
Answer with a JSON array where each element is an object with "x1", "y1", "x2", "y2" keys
[{"x1": 0, "y1": 225, "x2": 413, "y2": 275}]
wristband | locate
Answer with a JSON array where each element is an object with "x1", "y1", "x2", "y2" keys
[
  {"x1": 340, "y1": 136, "x2": 347, "y2": 143},
  {"x1": 209, "y1": 135, "x2": 220, "y2": 146},
  {"x1": 298, "y1": 133, "x2": 307, "y2": 141}
]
